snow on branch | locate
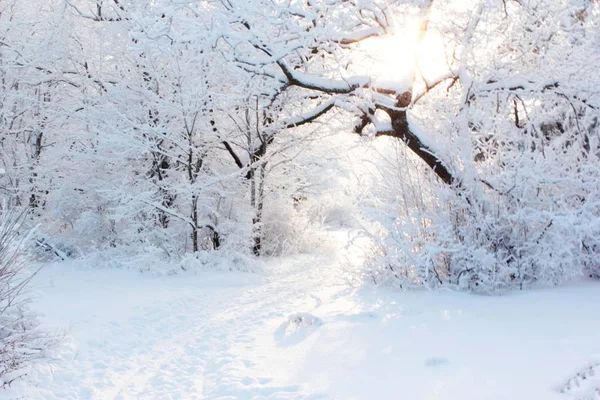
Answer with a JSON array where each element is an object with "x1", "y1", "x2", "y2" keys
[
  {"x1": 276, "y1": 60, "x2": 369, "y2": 94},
  {"x1": 136, "y1": 198, "x2": 194, "y2": 227},
  {"x1": 338, "y1": 27, "x2": 385, "y2": 45},
  {"x1": 275, "y1": 60, "x2": 406, "y2": 96},
  {"x1": 284, "y1": 98, "x2": 337, "y2": 129},
  {"x1": 479, "y1": 78, "x2": 559, "y2": 93}
]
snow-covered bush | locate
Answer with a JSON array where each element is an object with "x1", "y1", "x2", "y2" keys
[
  {"x1": 366, "y1": 177, "x2": 598, "y2": 293},
  {"x1": 260, "y1": 196, "x2": 325, "y2": 256},
  {"x1": 0, "y1": 207, "x2": 54, "y2": 386},
  {"x1": 366, "y1": 98, "x2": 600, "y2": 292}
]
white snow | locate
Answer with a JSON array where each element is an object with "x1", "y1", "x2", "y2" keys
[{"x1": 6, "y1": 230, "x2": 600, "y2": 400}]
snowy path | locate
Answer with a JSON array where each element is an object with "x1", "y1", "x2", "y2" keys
[
  {"x1": 7, "y1": 231, "x2": 600, "y2": 400},
  {"x1": 8, "y1": 232, "x2": 355, "y2": 400}
]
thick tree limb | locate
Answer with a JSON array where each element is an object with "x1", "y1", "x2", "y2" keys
[
  {"x1": 374, "y1": 116, "x2": 455, "y2": 186},
  {"x1": 358, "y1": 95, "x2": 456, "y2": 186}
]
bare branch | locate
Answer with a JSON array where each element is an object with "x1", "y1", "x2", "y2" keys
[{"x1": 222, "y1": 141, "x2": 244, "y2": 169}]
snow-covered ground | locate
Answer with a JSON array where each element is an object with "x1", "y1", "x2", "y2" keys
[{"x1": 6, "y1": 231, "x2": 600, "y2": 400}]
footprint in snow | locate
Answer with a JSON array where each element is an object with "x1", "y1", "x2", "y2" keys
[
  {"x1": 424, "y1": 357, "x2": 450, "y2": 367},
  {"x1": 556, "y1": 361, "x2": 600, "y2": 399},
  {"x1": 333, "y1": 311, "x2": 379, "y2": 323},
  {"x1": 274, "y1": 312, "x2": 323, "y2": 347}
]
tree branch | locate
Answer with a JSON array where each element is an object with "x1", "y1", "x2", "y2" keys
[
  {"x1": 284, "y1": 99, "x2": 336, "y2": 129},
  {"x1": 222, "y1": 141, "x2": 244, "y2": 169}
]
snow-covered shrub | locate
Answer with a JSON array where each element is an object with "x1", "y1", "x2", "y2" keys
[
  {"x1": 365, "y1": 93, "x2": 600, "y2": 293},
  {"x1": 260, "y1": 196, "x2": 326, "y2": 256},
  {"x1": 367, "y1": 187, "x2": 594, "y2": 293},
  {"x1": 0, "y1": 207, "x2": 54, "y2": 386}
]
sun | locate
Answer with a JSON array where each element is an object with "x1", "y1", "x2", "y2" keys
[{"x1": 357, "y1": 19, "x2": 449, "y2": 88}]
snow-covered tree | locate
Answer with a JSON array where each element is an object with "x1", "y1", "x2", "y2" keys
[
  {"x1": 214, "y1": 0, "x2": 600, "y2": 290},
  {"x1": 1, "y1": 0, "x2": 598, "y2": 288},
  {"x1": 0, "y1": 0, "x2": 72, "y2": 211}
]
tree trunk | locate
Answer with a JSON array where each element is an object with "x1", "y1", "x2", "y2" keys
[{"x1": 191, "y1": 195, "x2": 199, "y2": 253}]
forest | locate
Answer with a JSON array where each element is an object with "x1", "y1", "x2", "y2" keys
[{"x1": 1, "y1": 0, "x2": 600, "y2": 398}]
